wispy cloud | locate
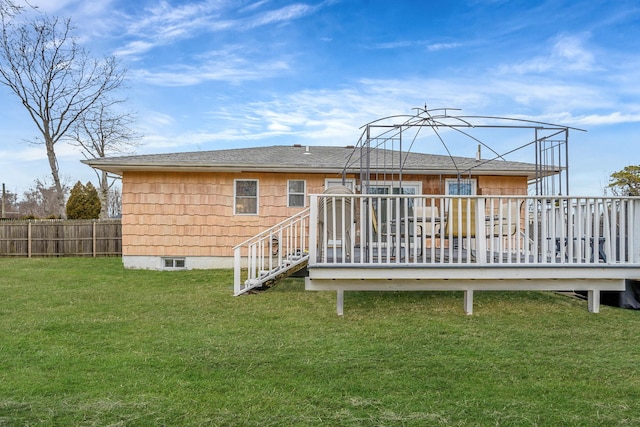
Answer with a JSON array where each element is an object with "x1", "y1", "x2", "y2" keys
[
  {"x1": 0, "y1": 146, "x2": 47, "y2": 162},
  {"x1": 239, "y1": 1, "x2": 271, "y2": 14},
  {"x1": 371, "y1": 40, "x2": 461, "y2": 51},
  {"x1": 195, "y1": 65, "x2": 640, "y2": 148},
  {"x1": 132, "y1": 51, "x2": 290, "y2": 86},
  {"x1": 139, "y1": 111, "x2": 176, "y2": 129},
  {"x1": 548, "y1": 111, "x2": 640, "y2": 127},
  {"x1": 427, "y1": 42, "x2": 461, "y2": 51},
  {"x1": 113, "y1": 40, "x2": 155, "y2": 57},
  {"x1": 124, "y1": 1, "x2": 226, "y2": 38},
  {"x1": 114, "y1": 2, "x2": 228, "y2": 57},
  {"x1": 120, "y1": 11, "x2": 640, "y2": 148},
  {"x1": 116, "y1": 1, "x2": 318, "y2": 58},
  {"x1": 109, "y1": 1, "x2": 321, "y2": 85},
  {"x1": 499, "y1": 33, "x2": 597, "y2": 75},
  {"x1": 24, "y1": 0, "x2": 85, "y2": 14},
  {"x1": 203, "y1": 85, "x2": 411, "y2": 144},
  {"x1": 372, "y1": 41, "x2": 414, "y2": 49},
  {"x1": 242, "y1": 3, "x2": 316, "y2": 29}
]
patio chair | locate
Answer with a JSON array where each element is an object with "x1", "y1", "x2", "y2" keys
[
  {"x1": 318, "y1": 185, "x2": 353, "y2": 261},
  {"x1": 414, "y1": 205, "x2": 441, "y2": 237},
  {"x1": 442, "y1": 198, "x2": 477, "y2": 260},
  {"x1": 486, "y1": 200, "x2": 523, "y2": 262},
  {"x1": 486, "y1": 200, "x2": 522, "y2": 238},
  {"x1": 370, "y1": 198, "x2": 427, "y2": 259},
  {"x1": 445, "y1": 198, "x2": 476, "y2": 238},
  {"x1": 368, "y1": 201, "x2": 399, "y2": 258}
]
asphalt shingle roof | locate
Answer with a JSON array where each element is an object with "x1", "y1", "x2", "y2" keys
[{"x1": 83, "y1": 145, "x2": 545, "y2": 178}]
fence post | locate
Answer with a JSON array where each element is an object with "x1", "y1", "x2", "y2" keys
[
  {"x1": 92, "y1": 220, "x2": 97, "y2": 258},
  {"x1": 28, "y1": 221, "x2": 32, "y2": 258}
]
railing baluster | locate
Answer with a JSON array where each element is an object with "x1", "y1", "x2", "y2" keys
[{"x1": 619, "y1": 199, "x2": 625, "y2": 263}]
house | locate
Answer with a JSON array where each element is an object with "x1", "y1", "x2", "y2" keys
[
  {"x1": 84, "y1": 144, "x2": 540, "y2": 271},
  {"x1": 85, "y1": 104, "x2": 640, "y2": 315}
]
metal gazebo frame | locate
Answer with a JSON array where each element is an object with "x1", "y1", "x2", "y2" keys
[{"x1": 341, "y1": 105, "x2": 585, "y2": 196}]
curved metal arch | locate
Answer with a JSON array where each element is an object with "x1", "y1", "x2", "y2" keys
[
  {"x1": 357, "y1": 106, "x2": 463, "y2": 129},
  {"x1": 360, "y1": 106, "x2": 586, "y2": 133},
  {"x1": 343, "y1": 104, "x2": 579, "y2": 196},
  {"x1": 452, "y1": 115, "x2": 586, "y2": 132}
]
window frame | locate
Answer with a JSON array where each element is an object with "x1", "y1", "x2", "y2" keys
[
  {"x1": 445, "y1": 178, "x2": 477, "y2": 195},
  {"x1": 368, "y1": 180, "x2": 422, "y2": 197},
  {"x1": 324, "y1": 178, "x2": 356, "y2": 191},
  {"x1": 234, "y1": 179, "x2": 259, "y2": 215},
  {"x1": 287, "y1": 179, "x2": 306, "y2": 208},
  {"x1": 162, "y1": 257, "x2": 186, "y2": 269}
]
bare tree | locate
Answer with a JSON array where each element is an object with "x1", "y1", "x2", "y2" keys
[
  {"x1": 0, "y1": 0, "x2": 23, "y2": 17},
  {"x1": 18, "y1": 177, "x2": 69, "y2": 218},
  {"x1": 71, "y1": 100, "x2": 139, "y2": 218},
  {"x1": 107, "y1": 186, "x2": 122, "y2": 218},
  {"x1": 1, "y1": 184, "x2": 19, "y2": 219},
  {"x1": 0, "y1": 15, "x2": 126, "y2": 217}
]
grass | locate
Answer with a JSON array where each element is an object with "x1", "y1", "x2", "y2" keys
[{"x1": 0, "y1": 258, "x2": 639, "y2": 426}]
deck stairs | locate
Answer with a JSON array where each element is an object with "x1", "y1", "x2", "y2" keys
[
  {"x1": 246, "y1": 255, "x2": 308, "y2": 293},
  {"x1": 234, "y1": 208, "x2": 310, "y2": 295}
]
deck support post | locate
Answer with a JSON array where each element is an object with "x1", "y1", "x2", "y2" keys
[
  {"x1": 588, "y1": 289, "x2": 600, "y2": 313},
  {"x1": 464, "y1": 289, "x2": 474, "y2": 315},
  {"x1": 337, "y1": 289, "x2": 344, "y2": 316}
]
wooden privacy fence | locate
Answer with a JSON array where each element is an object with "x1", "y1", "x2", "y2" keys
[{"x1": 0, "y1": 219, "x2": 121, "y2": 257}]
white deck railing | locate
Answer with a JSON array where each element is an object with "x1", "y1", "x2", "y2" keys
[
  {"x1": 308, "y1": 194, "x2": 640, "y2": 267},
  {"x1": 234, "y1": 208, "x2": 309, "y2": 295}
]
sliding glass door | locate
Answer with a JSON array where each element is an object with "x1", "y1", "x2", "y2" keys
[{"x1": 368, "y1": 182, "x2": 421, "y2": 230}]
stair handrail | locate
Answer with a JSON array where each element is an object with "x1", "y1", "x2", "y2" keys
[
  {"x1": 233, "y1": 208, "x2": 310, "y2": 250},
  {"x1": 234, "y1": 208, "x2": 310, "y2": 295}
]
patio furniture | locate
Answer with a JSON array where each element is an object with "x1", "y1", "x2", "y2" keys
[
  {"x1": 486, "y1": 200, "x2": 521, "y2": 238},
  {"x1": 442, "y1": 198, "x2": 477, "y2": 260},
  {"x1": 554, "y1": 236, "x2": 607, "y2": 263},
  {"x1": 486, "y1": 200, "x2": 523, "y2": 261},
  {"x1": 414, "y1": 206, "x2": 441, "y2": 237},
  {"x1": 370, "y1": 200, "x2": 423, "y2": 259}
]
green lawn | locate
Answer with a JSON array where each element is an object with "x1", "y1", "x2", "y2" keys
[{"x1": 0, "y1": 258, "x2": 638, "y2": 426}]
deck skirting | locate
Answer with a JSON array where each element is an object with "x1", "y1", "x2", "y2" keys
[{"x1": 305, "y1": 265, "x2": 636, "y2": 315}]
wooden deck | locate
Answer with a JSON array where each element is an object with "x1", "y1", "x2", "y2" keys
[
  {"x1": 234, "y1": 194, "x2": 640, "y2": 314},
  {"x1": 305, "y1": 194, "x2": 640, "y2": 315}
]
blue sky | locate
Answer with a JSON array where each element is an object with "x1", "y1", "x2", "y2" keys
[{"x1": 1, "y1": 0, "x2": 639, "y2": 196}]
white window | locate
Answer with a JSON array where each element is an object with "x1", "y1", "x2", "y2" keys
[
  {"x1": 234, "y1": 180, "x2": 258, "y2": 215},
  {"x1": 325, "y1": 178, "x2": 356, "y2": 191},
  {"x1": 368, "y1": 180, "x2": 422, "y2": 196},
  {"x1": 163, "y1": 257, "x2": 186, "y2": 269},
  {"x1": 445, "y1": 178, "x2": 477, "y2": 195},
  {"x1": 288, "y1": 180, "x2": 306, "y2": 207}
]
